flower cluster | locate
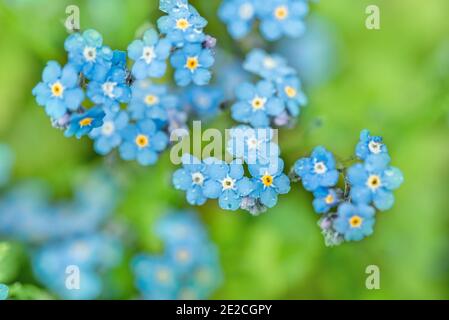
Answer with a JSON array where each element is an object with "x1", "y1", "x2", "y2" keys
[
  {"x1": 132, "y1": 211, "x2": 222, "y2": 300},
  {"x1": 292, "y1": 130, "x2": 404, "y2": 245},
  {"x1": 173, "y1": 126, "x2": 290, "y2": 215},
  {"x1": 231, "y1": 49, "x2": 307, "y2": 128},
  {"x1": 218, "y1": 0, "x2": 309, "y2": 41},
  {"x1": 32, "y1": 0, "x2": 216, "y2": 167}
]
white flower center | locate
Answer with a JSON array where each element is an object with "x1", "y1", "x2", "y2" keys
[
  {"x1": 368, "y1": 141, "x2": 382, "y2": 154},
  {"x1": 263, "y1": 57, "x2": 276, "y2": 69},
  {"x1": 239, "y1": 2, "x2": 255, "y2": 20},
  {"x1": 314, "y1": 162, "x2": 327, "y2": 174},
  {"x1": 83, "y1": 46, "x2": 97, "y2": 62},
  {"x1": 101, "y1": 121, "x2": 115, "y2": 136},
  {"x1": 221, "y1": 176, "x2": 236, "y2": 191},
  {"x1": 191, "y1": 172, "x2": 205, "y2": 186},
  {"x1": 102, "y1": 82, "x2": 117, "y2": 98},
  {"x1": 176, "y1": 249, "x2": 190, "y2": 263},
  {"x1": 156, "y1": 267, "x2": 171, "y2": 283},
  {"x1": 247, "y1": 137, "x2": 260, "y2": 150},
  {"x1": 144, "y1": 94, "x2": 159, "y2": 106},
  {"x1": 141, "y1": 46, "x2": 156, "y2": 64}
]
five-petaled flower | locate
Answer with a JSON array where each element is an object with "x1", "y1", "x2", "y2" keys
[
  {"x1": 218, "y1": 0, "x2": 257, "y2": 39},
  {"x1": 355, "y1": 129, "x2": 389, "y2": 160},
  {"x1": 89, "y1": 110, "x2": 129, "y2": 155},
  {"x1": 243, "y1": 49, "x2": 295, "y2": 81},
  {"x1": 312, "y1": 187, "x2": 341, "y2": 214},
  {"x1": 333, "y1": 202, "x2": 376, "y2": 241},
  {"x1": 64, "y1": 107, "x2": 105, "y2": 139}
]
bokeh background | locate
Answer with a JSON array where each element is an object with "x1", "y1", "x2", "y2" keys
[{"x1": 1, "y1": 0, "x2": 449, "y2": 299}]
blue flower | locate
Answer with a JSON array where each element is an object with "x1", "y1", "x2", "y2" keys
[
  {"x1": 218, "y1": 0, "x2": 256, "y2": 39},
  {"x1": 312, "y1": 187, "x2": 341, "y2": 214},
  {"x1": 227, "y1": 125, "x2": 280, "y2": 164},
  {"x1": 86, "y1": 66, "x2": 131, "y2": 111},
  {"x1": 172, "y1": 155, "x2": 210, "y2": 205},
  {"x1": 0, "y1": 284, "x2": 9, "y2": 300},
  {"x1": 276, "y1": 76, "x2": 307, "y2": 117},
  {"x1": 89, "y1": 110, "x2": 129, "y2": 155},
  {"x1": 333, "y1": 202, "x2": 376, "y2": 241},
  {"x1": 294, "y1": 146, "x2": 340, "y2": 192},
  {"x1": 231, "y1": 80, "x2": 285, "y2": 127},
  {"x1": 201, "y1": 160, "x2": 254, "y2": 211},
  {"x1": 170, "y1": 44, "x2": 215, "y2": 86},
  {"x1": 32, "y1": 61, "x2": 84, "y2": 120},
  {"x1": 243, "y1": 49, "x2": 295, "y2": 80},
  {"x1": 248, "y1": 158, "x2": 290, "y2": 208},
  {"x1": 155, "y1": 211, "x2": 207, "y2": 246},
  {"x1": 257, "y1": 0, "x2": 308, "y2": 41},
  {"x1": 127, "y1": 28, "x2": 172, "y2": 80},
  {"x1": 119, "y1": 119, "x2": 169, "y2": 166},
  {"x1": 0, "y1": 144, "x2": 14, "y2": 187},
  {"x1": 183, "y1": 86, "x2": 224, "y2": 119},
  {"x1": 355, "y1": 129, "x2": 388, "y2": 160},
  {"x1": 347, "y1": 154, "x2": 404, "y2": 211},
  {"x1": 158, "y1": 6, "x2": 207, "y2": 46},
  {"x1": 128, "y1": 81, "x2": 177, "y2": 126},
  {"x1": 64, "y1": 107, "x2": 105, "y2": 139},
  {"x1": 64, "y1": 29, "x2": 113, "y2": 80}
]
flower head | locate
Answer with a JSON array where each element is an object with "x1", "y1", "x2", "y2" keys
[
  {"x1": 312, "y1": 187, "x2": 341, "y2": 214},
  {"x1": 64, "y1": 29, "x2": 113, "y2": 80},
  {"x1": 128, "y1": 28, "x2": 172, "y2": 80},
  {"x1": 355, "y1": 129, "x2": 388, "y2": 160},
  {"x1": 333, "y1": 202, "x2": 376, "y2": 241},
  {"x1": 294, "y1": 146, "x2": 340, "y2": 192},
  {"x1": 64, "y1": 107, "x2": 105, "y2": 139},
  {"x1": 89, "y1": 110, "x2": 129, "y2": 155},
  {"x1": 119, "y1": 119, "x2": 169, "y2": 166},
  {"x1": 243, "y1": 49, "x2": 295, "y2": 80},
  {"x1": 276, "y1": 76, "x2": 307, "y2": 117},
  {"x1": 231, "y1": 80, "x2": 285, "y2": 127},
  {"x1": 170, "y1": 44, "x2": 215, "y2": 86},
  {"x1": 347, "y1": 154, "x2": 404, "y2": 211},
  {"x1": 248, "y1": 158, "x2": 290, "y2": 208},
  {"x1": 32, "y1": 61, "x2": 84, "y2": 120},
  {"x1": 182, "y1": 86, "x2": 224, "y2": 119},
  {"x1": 257, "y1": 0, "x2": 308, "y2": 41},
  {"x1": 218, "y1": 0, "x2": 257, "y2": 39}
]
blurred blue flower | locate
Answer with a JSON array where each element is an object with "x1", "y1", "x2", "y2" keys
[
  {"x1": 355, "y1": 129, "x2": 388, "y2": 160},
  {"x1": 86, "y1": 66, "x2": 131, "y2": 112},
  {"x1": 0, "y1": 284, "x2": 8, "y2": 300},
  {"x1": 128, "y1": 80, "x2": 177, "y2": 126},
  {"x1": 202, "y1": 160, "x2": 254, "y2": 211},
  {"x1": 89, "y1": 110, "x2": 129, "y2": 155},
  {"x1": 248, "y1": 158, "x2": 290, "y2": 208},
  {"x1": 119, "y1": 119, "x2": 169, "y2": 166},
  {"x1": 243, "y1": 49, "x2": 295, "y2": 80},
  {"x1": 128, "y1": 28, "x2": 172, "y2": 80},
  {"x1": 231, "y1": 80, "x2": 285, "y2": 127},
  {"x1": 276, "y1": 76, "x2": 307, "y2": 117},
  {"x1": 32, "y1": 61, "x2": 84, "y2": 120},
  {"x1": 227, "y1": 125, "x2": 280, "y2": 164},
  {"x1": 294, "y1": 146, "x2": 339, "y2": 192},
  {"x1": 158, "y1": 6, "x2": 207, "y2": 46},
  {"x1": 347, "y1": 154, "x2": 404, "y2": 211},
  {"x1": 32, "y1": 234, "x2": 122, "y2": 299},
  {"x1": 64, "y1": 107, "x2": 105, "y2": 139},
  {"x1": 172, "y1": 155, "x2": 212, "y2": 206},
  {"x1": 333, "y1": 202, "x2": 376, "y2": 241},
  {"x1": 170, "y1": 44, "x2": 215, "y2": 86},
  {"x1": 183, "y1": 86, "x2": 224, "y2": 119},
  {"x1": 64, "y1": 29, "x2": 113, "y2": 80},
  {"x1": 257, "y1": 0, "x2": 308, "y2": 41},
  {"x1": 218, "y1": 0, "x2": 256, "y2": 39},
  {"x1": 155, "y1": 210, "x2": 207, "y2": 245},
  {"x1": 159, "y1": 0, "x2": 189, "y2": 13},
  {"x1": 0, "y1": 144, "x2": 14, "y2": 187},
  {"x1": 312, "y1": 187, "x2": 341, "y2": 214}
]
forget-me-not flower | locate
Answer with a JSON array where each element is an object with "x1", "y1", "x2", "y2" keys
[
  {"x1": 243, "y1": 49, "x2": 295, "y2": 80},
  {"x1": 64, "y1": 107, "x2": 105, "y2": 139},
  {"x1": 355, "y1": 129, "x2": 388, "y2": 160},
  {"x1": 32, "y1": 61, "x2": 84, "y2": 120},
  {"x1": 89, "y1": 110, "x2": 129, "y2": 155},
  {"x1": 218, "y1": 0, "x2": 257, "y2": 39},
  {"x1": 276, "y1": 76, "x2": 307, "y2": 117},
  {"x1": 183, "y1": 86, "x2": 224, "y2": 119},
  {"x1": 312, "y1": 187, "x2": 341, "y2": 214},
  {"x1": 333, "y1": 202, "x2": 376, "y2": 241}
]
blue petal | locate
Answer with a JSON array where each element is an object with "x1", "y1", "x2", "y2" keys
[
  {"x1": 260, "y1": 187, "x2": 278, "y2": 208},
  {"x1": 202, "y1": 180, "x2": 222, "y2": 199},
  {"x1": 172, "y1": 169, "x2": 191, "y2": 191},
  {"x1": 373, "y1": 189, "x2": 394, "y2": 211}
]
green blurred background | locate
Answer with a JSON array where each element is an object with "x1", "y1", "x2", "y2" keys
[{"x1": 1, "y1": 0, "x2": 449, "y2": 299}]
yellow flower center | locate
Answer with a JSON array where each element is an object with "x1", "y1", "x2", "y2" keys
[
  {"x1": 135, "y1": 134, "x2": 149, "y2": 148},
  {"x1": 274, "y1": 6, "x2": 289, "y2": 20},
  {"x1": 285, "y1": 86, "x2": 297, "y2": 98},
  {"x1": 51, "y1": 82, "x2": 64, "y2": 97},
  {"x1": 349, "y1": 215, "x2": 363, "y2": 228},
  {"x1": 79, "y1": 117, "x2": 93, "y2": 127},
  {"x1": 325, "y1": 194, "x2": 334, "y2": 204},
  {"x1": 144, "y1": 94, "x2": 159, "y2": 106},
  {"x1": 185, "y1": 56, "x2": 199, "y2": 71},
  {"x1": 367, "y1": 175, "x2": 381, "y2": 190},
  {"x1": 261, "y1": 174, "x2": 273, "y2": 187},
  {"x1": 251, "y1": 97, "x2": 266, "y2": 110},
  {"x1": 156, "y1": 268, "x2": 171, "y2": 283},
  {"x1": 176, "y1": 18, "x2": 190, "y2": 30}
]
